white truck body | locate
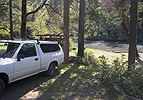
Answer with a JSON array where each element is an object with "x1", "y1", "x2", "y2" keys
[{"x1": 0, "y1": 40, "x2": 64, "y2": 84}]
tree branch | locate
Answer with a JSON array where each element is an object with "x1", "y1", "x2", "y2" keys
[
  {"x1": 26, "y1": 0, "x2": 47, "y2": 16},
  {"x1": 45, "y1": 4, "x2": 63, "y2": 18},
  {"x1": 121, "y1": 20, "x2": 130, "y2": 43},
  {"x1": 45, "y1": 5, "x2": 53, "y2": 17}
]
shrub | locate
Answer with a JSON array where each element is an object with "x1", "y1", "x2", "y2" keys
[
  {"x1": 96, "y1": 55, "x2": 143, "y2": 99},
  {"x1": 75, "y1": 50, "x2": 143, "y2": 99},
  {"x1": 76, "y1": 51, "x2": 97, "y2": 65},
  {"x1": 121, "y1": 67, "x2": 143, "y2": 98}
]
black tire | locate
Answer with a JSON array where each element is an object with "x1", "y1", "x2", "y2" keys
[
  {"x1": 45, "y1": 63, "x2": 56, "y2": 76},
  {"x1": 0, "y1": 78, "x2": 5, "y2": 96}
]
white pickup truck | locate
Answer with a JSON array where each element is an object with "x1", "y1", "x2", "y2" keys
[{"x1": 0, "y1": 40, "x2": 64, "y2": 95}]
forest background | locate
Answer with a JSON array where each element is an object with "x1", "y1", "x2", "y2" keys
[
  {"x1": 0, "y1": 0, "x2": 143, "y2": 42},
  {"x1": 0, "y1": 0, "x2": 143, "y2": 99}
]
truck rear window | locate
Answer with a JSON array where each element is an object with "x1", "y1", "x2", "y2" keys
[{"x1": 40, "y1": 44, "x2": 60, "y2": 53}]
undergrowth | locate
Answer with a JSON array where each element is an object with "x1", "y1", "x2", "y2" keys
[
  {"x1": 75, "y1": 51, "x2": 143, "y2": 99},
  {"x1": 76, "y1": 51, "x2": 98, "y2": 65}
]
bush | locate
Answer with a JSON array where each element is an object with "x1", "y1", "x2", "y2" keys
[
  {"x1": 96, "y1": 55, "x2": 143, "y2": 99},
  {"x1": 76, "y1": 51, "x2": 97, "y2": 65},
  {"x1": 75, "y1": 50, "x2": 143, "y2": 99},
  {"x1": 121, "y1": 67, "x2": 143, "y2": 98}
]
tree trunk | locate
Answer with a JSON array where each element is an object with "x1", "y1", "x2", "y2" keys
[
  {"x1": 9, "y1": 0, "x2": 13, "y2": 40},
  {"x1": 121, "y1": 20, "x2": 139, "y2": 57},
  {"x1": 128, "y1": 0, "x2": 138, "y2": 70},
  {"x1": 21, "y1": 0, "x2": 27, "y2": 39},
  {"x1": 63, "y1": 0, "x2": 69, "y2": 64},
  {"x1": 78, "y1": 0, "x2": 85, "y2": 57}
]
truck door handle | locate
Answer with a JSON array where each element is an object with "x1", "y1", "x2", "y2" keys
[{"x1": 35, "y1": 58, "x2": 38, "y2": 61}]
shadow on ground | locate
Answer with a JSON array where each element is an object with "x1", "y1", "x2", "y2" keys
[
  {"x1": 34, "y1": 64, "x2": 106, "y2": 100},
  {"x1": 0, "y1": 63, "x2": 107, "y2": 100},
  {"x1": 0, "y1": 71, "x2": 59, "y2": 100}
]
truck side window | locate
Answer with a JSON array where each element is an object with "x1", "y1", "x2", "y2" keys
[
  {"x1": 40, "y1": 44, "x2": 52, "y2": 53},
  {"x1": 18, "y1": 43, "x2": 37, "y2": 58},
  {"x1": 40, "y1": 44, "x2": 60, "y2": 53},
  {"x1": 51, "y1": 44, "x2": 60, "y2": 52}
]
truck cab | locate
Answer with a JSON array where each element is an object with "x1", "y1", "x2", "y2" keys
[{"x1": 0, "y1": 40, "x2": 64, "y2": 96}]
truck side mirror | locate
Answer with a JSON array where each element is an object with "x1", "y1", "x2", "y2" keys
[{"x1": 17, "y1": 54, "x2": 25, "y2": 61}]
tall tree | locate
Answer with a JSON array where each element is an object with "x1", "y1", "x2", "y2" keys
[
  {"x1": 78, "y1": 0, "x2": 85, "y2": 57},
  {"x1": 63, "y1": 0, "x2": 69, "y2": 64},
  {"x1": 21, "y1": 0, "x2": 27, "y2": 39},
  {"x1": 21, "y1": 0, "x2": 47, "y2": 39},
  {"x1": 111, "y1": 0, "x2": 139, "y2": 57},
  {"x1": 9, "y1": 0, "x2": 13, "y2": 40},
  {"x1": 128, "y1": 0, "x2": 138, "y2": 69}
]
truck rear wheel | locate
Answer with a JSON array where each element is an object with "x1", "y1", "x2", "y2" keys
[
  {"x1": 46, "y1": 63, "x2": 56, "y2": 76},
  {"x1": 0, "y1": 78, "x2": 5, "y2": 96}
]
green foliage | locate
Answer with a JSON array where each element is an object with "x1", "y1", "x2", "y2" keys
[
  {"x1": 76, "y1": 51, "x2": 97, "y2": 65},
  {"x1": 84, "y1": 0, "x2": 128, "y2": 41},
  {"x1": 0, "y1": 0, "x2": 9, "y2": 21},
  {"x1": 74, "y1": 49, "x2": 142, "y2": 99},
  {"x1": 121, "y1": 67, "x2": 143, "y2": 98},
  {"x1": 28, "y1": 0, "x2": 64, "y2": 39},
  {"x1": 69, "y1": 39, "x2": 73, "y2": 52},
  {"x1": 0, "y1": 0, "x2": 143, "y2": 41},
  {"x1": 0, "y1": 45, "x2": 7, "y2": 53},
  {"x1": 0, "y1": 28, "x2": 10, "y2": 40},
  {"x1": 96, "y1": 55, "x2": 143, "y2": 99},
  {"x1": 97, "y1": 55, "x2": 127, "y2": 83}
]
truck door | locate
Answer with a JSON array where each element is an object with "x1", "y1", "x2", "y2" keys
[{"x1": 13, "y1": 43, "x2": 40, "y2": 80}]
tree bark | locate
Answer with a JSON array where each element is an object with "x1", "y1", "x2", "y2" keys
[
  {"x1": 78, "y1": 0, "x2": 85, "y2": 57},
  {"x1": 9, "y1": 0, "x2": 13, "y2": 40},
  {"x1": 63, "y1": 0, "x2": 69, "y2": 64},
  {"x1": 21, "y1": 0, "x2": 27, "y2": 39},
  {"x1": 128, "y1": 0, "x2": 138, "y2": 70},
  {"x1": 121, "y1": 20, "x2": 139, "y2": 57}
]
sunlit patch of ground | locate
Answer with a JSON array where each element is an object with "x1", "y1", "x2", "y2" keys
[
  {"x1": 20, "y1": 64, "x2": 107, "y2": 100},
  {"x1": 74, "y1": 41, "x2": 143, "y2": 53}
]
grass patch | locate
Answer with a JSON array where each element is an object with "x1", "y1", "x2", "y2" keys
[
  {"x1": 70, "y1": 48, "x2": 128, "y2": 63},
  {"x1": 85, "y1": 48, "x2": 128, "y2": 62}
]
